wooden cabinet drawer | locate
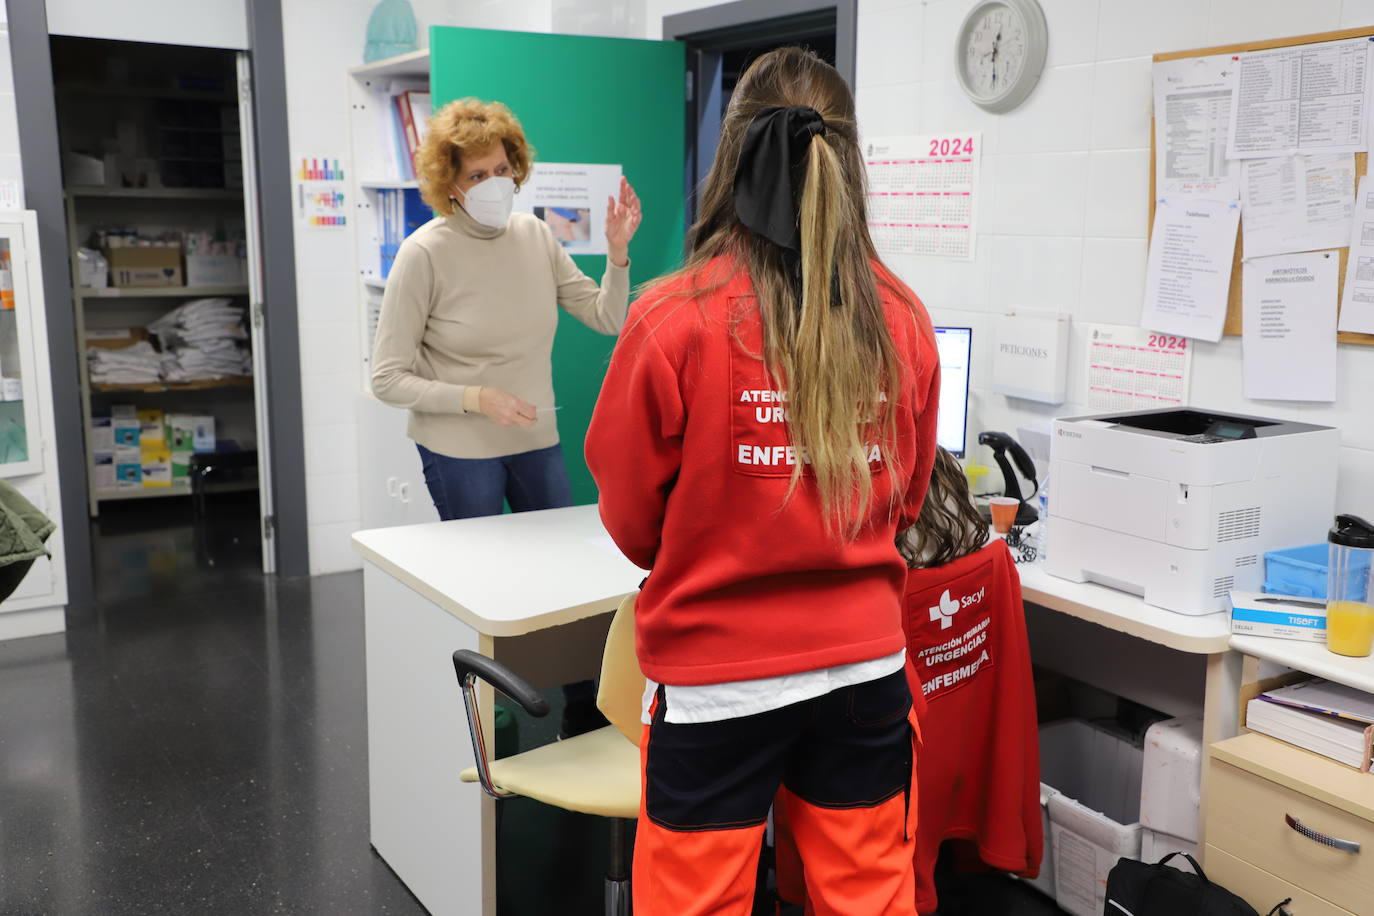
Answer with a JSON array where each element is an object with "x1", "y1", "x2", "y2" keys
[
  {"x1": 1204, "y1": 845, "x2": 1354, "y2": 916},
  {"x1": 1207, "y1": 760, "x2": 1372, "y2": 913}
]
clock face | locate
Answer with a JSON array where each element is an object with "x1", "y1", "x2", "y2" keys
[
  {"x1": 963, "y1": 3, "x2": 1028, "y2": 99},
  {"x1": 955, "y1": 0, "x2": 1047, "y2": 112}
]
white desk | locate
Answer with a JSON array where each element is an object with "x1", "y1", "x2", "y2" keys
[
  {"x1": 352, "y1": 506, "x2": 642, "y2": 916},
  {"x1": 354, "y1": 506, "x2": 1243, "y2": 914}
]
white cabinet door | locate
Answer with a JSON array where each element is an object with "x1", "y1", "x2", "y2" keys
[{"x1": 0, "y1": 217, "x2": 49, "y2": 478}]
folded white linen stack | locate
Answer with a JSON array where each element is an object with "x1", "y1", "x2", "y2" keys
[
  {"x1": 148, "y1": 298, "x2": 253, "y2": 382},
  {"x1": 88, "y1": 340, "x2": 162, "y2": 385}
]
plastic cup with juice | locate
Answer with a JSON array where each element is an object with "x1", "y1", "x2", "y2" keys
[{"x1": 1326, "y1": 515, "x2": 1374, "y2": 658}]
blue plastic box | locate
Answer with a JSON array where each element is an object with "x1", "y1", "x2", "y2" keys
[{"x1": 1263, "y1": 543, "x2": 1372, "y2": 599}]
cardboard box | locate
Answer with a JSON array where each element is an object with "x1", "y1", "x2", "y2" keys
[
  {"x1": 191, "y1": 415, "x2": 216, "y2": 453},
  {"x1": 116, "y1": 461, "x2": 142, "y2": 488},
  {"x1": 172, "y1": 450, "x2": 193, "y2": 483},
  {"x1": 93, "y1": 453, "x2": 115, "y2": 490},
  {"x1": 90, "y1": 416, "x2": 115, "y2": 455},
  {"x1": 105, "y1": 246, "x2": 183, "y2": 288},
  {"x1": 113, "y1": 420, "x2": 139, "y2": 451},
  {"x1": 185, "y1": 254, "x2": 246, "y2": 287},
  {"x1": 86, "y1": 328, "x2": 147, "y2": 350},
  {"x1": 138, "y1": 409, "x2": 166, "y2": 446},
  {"x1": 1229, "y1": 591, "x2": 1328, "y2": 642},
  {"x1": 167, "y1": 415, "x2": 196, "y2": 452},
  {"x1": 141, "y1": 447, "x2": 172, "y2": 487},
  {"x1": 64, "y1": 152, "x2": 107, "y2": 186}
]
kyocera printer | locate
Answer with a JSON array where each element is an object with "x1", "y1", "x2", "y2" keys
[{"x1": 1045, "y1": 408, "x2": 1338, "y2": 615}]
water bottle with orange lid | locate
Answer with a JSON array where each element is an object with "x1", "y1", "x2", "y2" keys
[{"x1": 1326, "y1": 515, "x2": 1374, "y2": 658}]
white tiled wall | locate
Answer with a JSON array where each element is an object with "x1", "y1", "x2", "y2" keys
[
  {"x1": 296, "y1": 0, "x2": 1374, "y2": 575},
  {"x1": 0, "y1": 10, "x2": 24, "y2": 208},
  {"x1": 854, "y1": 0, "x2": 1374, "y2": 520}
]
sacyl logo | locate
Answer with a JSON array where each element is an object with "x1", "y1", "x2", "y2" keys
[{"x1": 929, "y1": 586, "x2": 985, "y2": 629}]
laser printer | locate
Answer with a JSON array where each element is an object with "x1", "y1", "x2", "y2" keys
[{"x1": 1045, "y1": 408, "x2": 1338, "y2": 615}]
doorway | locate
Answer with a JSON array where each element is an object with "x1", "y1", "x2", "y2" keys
[
  {"x1": 48, "y1": 36, "x2": 275, "y2": 592},
  {"x1": 666, "y1": 0, "x2": 856, "y2": 225}
]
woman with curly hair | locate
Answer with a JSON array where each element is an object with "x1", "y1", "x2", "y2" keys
[{"x1": 371, "y1": 97, "x2": 642, "y2": 521}]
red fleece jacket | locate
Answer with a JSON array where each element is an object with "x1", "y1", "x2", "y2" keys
[
  {"x1": 902, "y1": 541, "x2": 1043, "y2": 913},
  {"x1": 585, "y1": 257, "x2": 941, "y2": 686}
]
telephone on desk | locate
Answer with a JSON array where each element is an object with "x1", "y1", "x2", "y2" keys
[{"x1": 978, "y1": 431, "x2": 1039, "y2": 527}]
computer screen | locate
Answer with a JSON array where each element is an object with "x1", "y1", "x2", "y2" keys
[{"x1": 933, "y1": 326, "x2": 972, "y2": 457}]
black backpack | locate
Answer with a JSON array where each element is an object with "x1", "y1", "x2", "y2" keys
[{"x1": 1103, "y1": 852, "x2": 1289, "y2": 916}]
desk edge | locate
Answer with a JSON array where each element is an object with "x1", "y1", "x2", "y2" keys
[{"x1": 353, "y1": 536, "x2": 633, "y2": 637}]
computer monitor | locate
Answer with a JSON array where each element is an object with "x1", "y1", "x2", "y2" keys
[{"x1": 933, "y1": 326, "x2": 972, "y2": 457}]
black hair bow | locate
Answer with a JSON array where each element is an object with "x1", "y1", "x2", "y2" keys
[{"x1": 733, "y1": 106, "x2": 826, "y2": 252}]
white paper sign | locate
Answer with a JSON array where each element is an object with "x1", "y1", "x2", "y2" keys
[
  {"x1": 1242, "y1": 251, "x2": 1338, "y2": 402},
  {"x1": 513, "y1": 162, "x2": 623, "y2": 256},
  {"x1": 1240, "y1": 153, "x2": 1355, "y2": 260},
  {"x1": 1081, "y1": 323, "x2": 1193, "y2": 411},
  {"x1": 1141, "y1": 197, "x2": 1241, "y2": 342},
  {"x1": 1338, "y1": 174, "x2": 1374, "y2": 334},
  {"x1": 1153, "y1": 55, "x2": 1239, "y2": 199},
  {"x1": 864, "y1": 133, "x2": 980, "y2": 260},
  {"x1": 1227, "y1": 37, "x2": 1374, "y2": 159}
]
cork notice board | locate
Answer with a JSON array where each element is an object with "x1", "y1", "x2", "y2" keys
[{"x1": 1151, "y1": 27, "x2": 1374, "y2": 347}]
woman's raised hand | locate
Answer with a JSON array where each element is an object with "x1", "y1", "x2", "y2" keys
[{"x1": 605, "y1": 176, "x2": 642, "y2": 268}]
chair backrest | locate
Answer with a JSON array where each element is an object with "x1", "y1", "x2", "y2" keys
[{"x1": 596, "y1": 592, "x2": 646, "y2": 746}]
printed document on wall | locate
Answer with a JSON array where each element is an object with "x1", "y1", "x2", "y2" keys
[
  {"x1": 864, "y1": 133, "x2": 980, "y2": 260},
  {"x1": 1240, "y1": 153, "x2": 1355, "y2": 259},
  {"x1": 1080, "y1": 323, "x2": 1192, "y2": 411},
  {"x1": 1338, "y1": 174, "x2": 1374, "y2": 334},
  {"x1": 1227, "y1": 37, "x2": 1373, "y2": 159},
  {"x1": 1141, "y1": 197, "x2": 1240, "y2": 342},
  {"x1": 511, "y1": 162, "x2": 622, "y2": 256},
  {"x1": 1242, "y1": 251, "x2": 1338, "y2": 401},
  {"x1": 1153, "y1": 55, "x2": 1239, "y2": 199}
]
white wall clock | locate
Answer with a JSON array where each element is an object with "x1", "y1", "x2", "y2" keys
[{"x1": 955, "y1": 0, "x2": 1049, "y2": 113}]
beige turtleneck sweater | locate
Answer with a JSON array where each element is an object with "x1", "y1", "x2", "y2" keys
[{"x1": 370, "y1": 207, "x2": 630, "y2": 459}]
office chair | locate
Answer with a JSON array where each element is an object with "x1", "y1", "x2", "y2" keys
[{"x1": 453, "y1": 593, "x2": 644, "y2": 915}]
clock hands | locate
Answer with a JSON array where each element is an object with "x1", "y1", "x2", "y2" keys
[{"x1": 991, "y1": 27, "x2": 1002, "y2": 88}]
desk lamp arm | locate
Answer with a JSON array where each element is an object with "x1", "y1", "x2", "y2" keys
[{"x1": 452, "y1": 650, "x2": 551, "y2": 800}]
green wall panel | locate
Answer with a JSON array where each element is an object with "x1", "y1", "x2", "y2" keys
[{"x1": 429, "y1": 26, "x2": 685, "y2": 505}]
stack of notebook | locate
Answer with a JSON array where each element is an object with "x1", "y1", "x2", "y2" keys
[{"x1": 1245, "y1": 679, "x2": 1374, "y2": 771}]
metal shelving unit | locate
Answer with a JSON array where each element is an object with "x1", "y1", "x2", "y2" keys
[
  {"x1": 76, "y1": 285, "x2": 249, "y2": 300},
  {"x1": 58, "y1": 73, "x2": 255, "y2": 513},
  {"x1": 66, "y1": 187, "x2": 243, "y2": 200}
]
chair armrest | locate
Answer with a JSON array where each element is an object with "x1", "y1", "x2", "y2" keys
[
  {"x1": 452, "y1": 650, "x2": 549, "y2": 717},
  {"x1": 451, "y1": 650, "x2": 549, "y2": 800}
]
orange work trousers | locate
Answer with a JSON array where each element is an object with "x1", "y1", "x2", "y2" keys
[{"x1": 633, "y1": 669, "x2": 918, "y2": 915}]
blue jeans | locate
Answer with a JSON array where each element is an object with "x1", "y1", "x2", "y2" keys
[{"x1": 417, "y1": 443, "x2": 573, "y2": 521}]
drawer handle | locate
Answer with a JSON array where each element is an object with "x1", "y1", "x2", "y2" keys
[{"x1": 1285, "y1": 813, "x2": 1361, "y2": 853}]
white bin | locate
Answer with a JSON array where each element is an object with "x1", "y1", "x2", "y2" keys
[
  {"x1": 1022, "y1": 783, "x2": 1058, "y2": 899},
  {"x1": 1037, "y1": 719, "x2": 1144, "y2": 916},
  {"x1": 1140, "y1": 715, "x2": 1203, "y2": 847}
]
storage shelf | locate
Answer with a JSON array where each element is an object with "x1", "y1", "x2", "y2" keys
[
  {"x1": 94, "y1": 478, "x2": 258, "y2": 502},
  {"x1": 66, "y1": 187, "x2": 241, "y2": 200},
  {"x1": 56, "y1": 82, "x2": 235, "y2": 103},
  {"x1": 95, "y1": 483, "x2": 191, "y2": 501},
  {"x1": 360, "y1": 180, "x2": 419, "y2": 190},
  {"x1": 362, "y1": 276, "x2": 386, "y2": 291},
  {"x1": 349, "y1": 49, "x2": 430, "y2": 81},
  {"x1": 91, "y1": 377, "x2": 253, "y2": 395},
  {"x1": 78, "y1": 286, "x2": 249, "y2": 300},
  {"x1": 1230, "y1": 634, "x2": 1374, "y2": 695}
]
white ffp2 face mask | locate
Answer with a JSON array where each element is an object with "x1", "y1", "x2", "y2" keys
[{"x1": 459, "y1": 176, "x2": 516, "y2": 229}]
